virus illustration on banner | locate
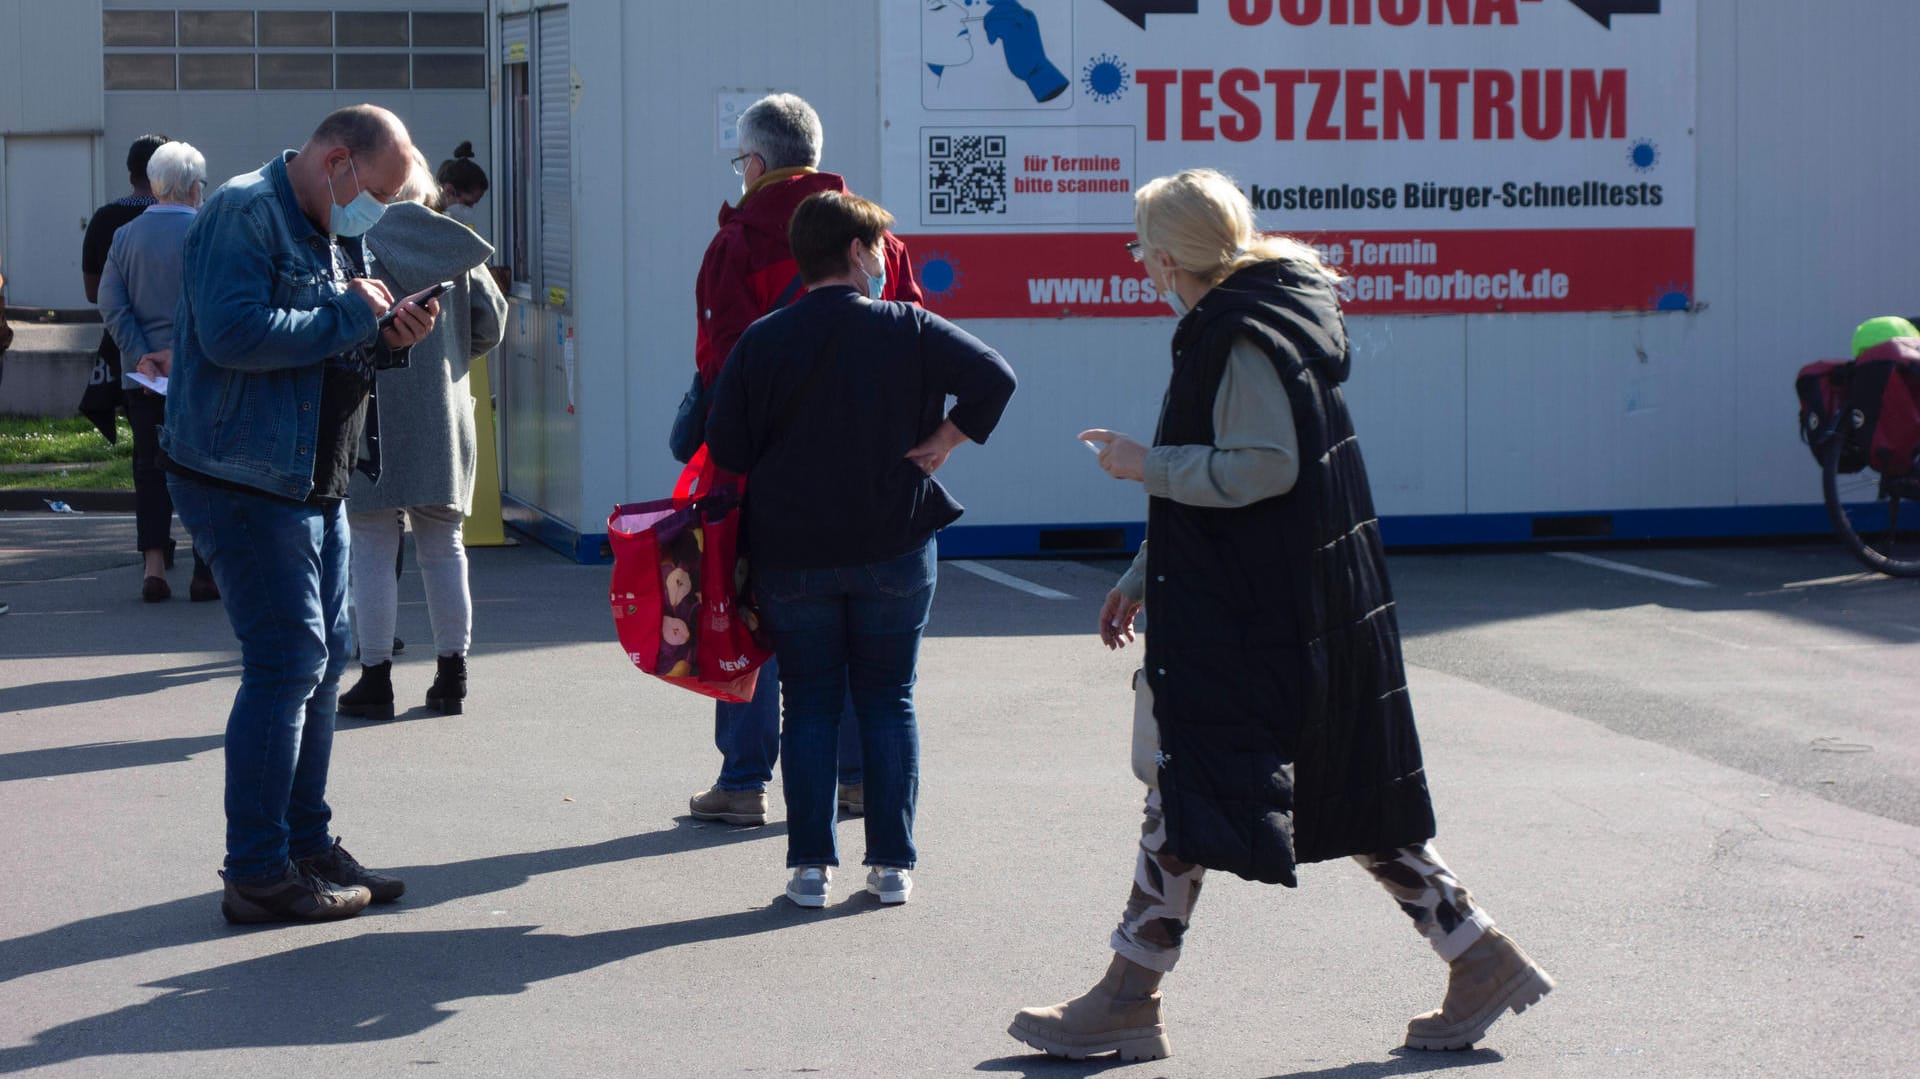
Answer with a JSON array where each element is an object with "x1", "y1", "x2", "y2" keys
[
  {"x1": 1081, "y1": 52, "x2": 1129, "y2": 103},
  {"x1": 1650, "y1": 281, "x2": 1691, "y2": 312},
  {"x1": 916, "y1": 251, "x2": 964, "y2": 305},
  {"x1": 1627, "y1": 138, "x2": 1660, "y2": 172}
]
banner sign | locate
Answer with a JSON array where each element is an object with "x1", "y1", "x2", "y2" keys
[{"x1": 879, "y1": 0, "x2": 1696, "y2": 318}]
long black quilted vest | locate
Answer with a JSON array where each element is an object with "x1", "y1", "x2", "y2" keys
[{"x1": 1144, "y1": 259, "x2": 1436, "y2": 887}]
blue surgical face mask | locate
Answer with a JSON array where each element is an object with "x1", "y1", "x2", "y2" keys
[
  {"x1": 326, "y1": 157, "x2": 387, "y2": 237},
  {"x1": 860, "y1": 247, "x2": 887, "y2": 301}
]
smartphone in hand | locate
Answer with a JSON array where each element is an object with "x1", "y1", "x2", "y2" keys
[{"x1": 376, "y1": 280, "x2": 455, "y2": 332}]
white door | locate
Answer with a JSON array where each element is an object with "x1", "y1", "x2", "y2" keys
[{"x1": 3, "y1": 135, "x2": 94, "y2": 310}]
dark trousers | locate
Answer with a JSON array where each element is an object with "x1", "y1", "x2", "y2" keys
[{"x1": 127, "y1": 390, "x2": 207, "y2": 575}]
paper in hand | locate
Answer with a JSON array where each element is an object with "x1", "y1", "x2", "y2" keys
[{"x1": 127, "y1": 371, "x2": 168, "y2": 396}]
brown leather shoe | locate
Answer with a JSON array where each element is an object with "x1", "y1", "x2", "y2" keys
[
  {"x1": 189, "y1": 572, "x2": 220, "y2": 602},
  {"x1": 1009, "y1": 954, "x2": 1171, "y2": 1061},
  {"x1": 688, "y1": 785, "x2": 768, "y2": 826},
  {"x1": 1404, "y1": 928, "x2": 1554, "y2": 1050},
  {"x1": 142, "y1": 576, "x2": 171, "y2": 603},
  {"x1": 220, "y1": 864, "x2": 371, "y2": 924}
]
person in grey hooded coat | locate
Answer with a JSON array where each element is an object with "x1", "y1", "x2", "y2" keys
[{"x1": 337, "y1": 193, "x2": 506, "y2": 721}]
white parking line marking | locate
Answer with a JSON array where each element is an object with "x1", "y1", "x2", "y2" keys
[
  {"x1": 1781, "y1": 572, "x2": 1879, "y2": 589},
  {"x1": 1549, "y1": 551, "x2": 1713, "y2": 589},
  {"x1": 947, "y1": 560, "x2": 1072, "y2": 600}
]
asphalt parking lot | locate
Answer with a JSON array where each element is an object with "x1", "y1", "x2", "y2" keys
[{"x1": 2, "y1": 513, "x2": 1916, "y2": 1077}]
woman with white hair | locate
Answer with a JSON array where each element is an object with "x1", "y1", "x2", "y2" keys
[
  {"x1": 99, "y1": 139, "x2": 216, "y2": 603},
  {"x1": 1008, "y1": 169, "x2": 1552, "y2": 1061}
]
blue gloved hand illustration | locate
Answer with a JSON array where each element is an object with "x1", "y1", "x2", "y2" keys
[{"x1": 984, "y1": 0, "x2": 1068, "y2": 103}]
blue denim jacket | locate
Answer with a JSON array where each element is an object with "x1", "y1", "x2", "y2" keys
[{"x1": 160, "y1": 151, "x2": 382, "y2": 500}]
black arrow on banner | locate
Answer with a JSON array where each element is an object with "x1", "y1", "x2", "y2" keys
[
  {"x1": 1567, "y1": 0, "x2": 1662, "y2": 28},
  {"x1": 1099, "y1": 0, "x2": 1200, "y2": 30}
]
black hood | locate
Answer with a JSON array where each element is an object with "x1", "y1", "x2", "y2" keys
[{"x1": 1188, "y1": 258, "x2": 1350, "y2": 385}]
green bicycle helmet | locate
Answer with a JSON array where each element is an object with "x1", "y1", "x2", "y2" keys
[{"x1": 1852, "y1": 316, "x2": 1920, "y2": 358}]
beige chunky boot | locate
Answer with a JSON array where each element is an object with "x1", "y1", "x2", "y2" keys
[
  {"x1": 1008, "y1": 954, "x2": 1172, "y2": 1061},
  {"x1": 1405, "y1": 928, "x2": 1554, "y2": 1050}
]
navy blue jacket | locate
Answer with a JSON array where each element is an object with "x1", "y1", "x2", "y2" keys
[{"x1": 705, "y1": 286, "x2": 1016, "y2": 572}]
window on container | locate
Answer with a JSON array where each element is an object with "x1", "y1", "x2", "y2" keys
[
  {"x1": 103, "y1": 11, "x2": 175, "y2": 47},
  {"x1": 258, "y1": 11, "x2": 333, "y2": 47},
  {"x1": 500, "y1": 18, "x2": 533, "y2": 288},
  {"x1": 178, "y1": 10, "x2": 254, "y2": 47}
]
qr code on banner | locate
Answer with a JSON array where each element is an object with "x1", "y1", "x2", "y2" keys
[{"x1": 927, "y1": 134, "x2": 1007, "y2": 216}]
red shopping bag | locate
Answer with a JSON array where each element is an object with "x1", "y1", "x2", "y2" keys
[{"x1": 608, "y1": 447, "x2": 772, "y2": 702}]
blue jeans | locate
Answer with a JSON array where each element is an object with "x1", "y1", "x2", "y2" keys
[
  {"x1": 755, "y1": 539, "x2": 936, "y2": 870},
  {"x1": 713, "y1": 654, "x2": 863, "y2": 791},
  {"x1": 169, "y1": 474, "x2": 350, "y2": 883}
]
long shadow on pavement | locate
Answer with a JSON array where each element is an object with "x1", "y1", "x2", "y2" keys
[
  {"x1": 0, "y1": 733, "x2": 225, "y2": 782},
  {"x1": 976, "y1": 1047, "x2": 1503, "y2": 1077},
  {"x1": 0, "y1": 818, "x2": 779, "y2": 987},
  {"x1": 0, "y1": 897, "x2": 874, "y2": 1073},
  {"x1": 0, "y1": 659, "x2": 238, "y2": 716}
]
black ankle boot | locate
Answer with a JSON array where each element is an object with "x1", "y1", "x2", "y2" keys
[
  {"x1": 337, "y1": 661, "x2": 395, "y2": 721},
  {"x1": 426, "y1": 653, "x2": 466, "y2": 715}
]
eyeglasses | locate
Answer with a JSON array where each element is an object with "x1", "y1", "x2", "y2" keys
[
  {"x1": 1125, "y1": 240, "x2": 1143, "y2": 262},
  {"x1": 730, "y1": 151, "x2": 759, "y2": 176}
]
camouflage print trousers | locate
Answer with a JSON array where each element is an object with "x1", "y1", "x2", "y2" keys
[{"x1": 1109, "y1": 789, "x2": 1495, "y2": 973}]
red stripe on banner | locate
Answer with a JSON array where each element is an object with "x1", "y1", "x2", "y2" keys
[{"x1": 899, "y1": 229, "x2": 1694, "y2": 318}]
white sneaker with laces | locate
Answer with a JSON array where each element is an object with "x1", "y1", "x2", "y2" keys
[
  {"x1": 786, "y1": 866, "x2": 831, "y2": 908},
  {"x1": 866, "y1": 866, "x2": 912, "y2": 904}
]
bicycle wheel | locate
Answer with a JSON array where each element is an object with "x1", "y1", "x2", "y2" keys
[{"x1": 1823, "y1": 429, "x2": 1920, "y2": 576}]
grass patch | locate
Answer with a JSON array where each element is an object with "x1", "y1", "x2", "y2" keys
[
  {"x1": 0, "y1": 415, "x2": 135, "y2": 489},
  {"x1": 0, "y1": 415, "x2": 135, "y2": 465}
]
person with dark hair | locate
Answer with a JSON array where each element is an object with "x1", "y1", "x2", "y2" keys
[
  {"x1": 78, "y1": 133, "x2": 170, "y2": 442},
  {"x1": 683, "y1": 92, "x2": 926, "y2": 831},
  {"x1": 434, "y1": 142, "x2": 488, "y2": 228},
  {"x1": 705, "y1": 190, "x2": 1016, "y2": 909},
  {"x1": 162, "y1": 104, "x2": 444, "y2": 924}
]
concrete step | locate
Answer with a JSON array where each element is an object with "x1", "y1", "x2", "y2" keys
[{"x1": 0, "y1": 323, "x2": 105, "y2": 417}]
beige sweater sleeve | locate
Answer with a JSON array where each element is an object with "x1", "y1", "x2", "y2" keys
[{"x1": 1115, "y1": 336, "x2": 1301, "y2": 602}]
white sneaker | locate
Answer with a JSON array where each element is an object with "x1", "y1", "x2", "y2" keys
[
  {"x1": 786, "y1": 866, "x2": 831, "y2": 908},
  {"x1": 866, "y1": 866, "x2": 912, "y2": 904}
]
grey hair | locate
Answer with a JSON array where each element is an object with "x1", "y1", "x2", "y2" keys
[
  {"x1": 736, "y1": 93, "x2": 823, "y2": 170},
  {"x1": 146, "y1": 140, "x2": 207, "y2": 202}
]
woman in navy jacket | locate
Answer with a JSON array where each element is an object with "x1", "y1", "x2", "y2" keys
[{"x1": 705, "y1": 190, "x2": 1015, "y2": 910}]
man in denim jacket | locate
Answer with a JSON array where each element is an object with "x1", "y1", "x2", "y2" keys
[{"x1": 160, "y1": 105, "x2": 443, "y2": 924}]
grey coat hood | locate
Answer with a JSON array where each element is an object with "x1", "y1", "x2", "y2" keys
[{"x1": 364, "y1": 201, "x2": 493, "y2": 293}]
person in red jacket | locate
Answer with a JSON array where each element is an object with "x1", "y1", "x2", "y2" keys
[{"x1": 686, "y1": 93, "x2": 925, "y2": 828}]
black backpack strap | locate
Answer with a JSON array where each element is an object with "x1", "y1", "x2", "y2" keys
[{"x1": 770, "y1": 271, "x2": 805, "y2": 311}]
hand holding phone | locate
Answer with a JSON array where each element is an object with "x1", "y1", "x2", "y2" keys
[{"x1": 376, "y1": 280, "x2": 455, "y2": 332}]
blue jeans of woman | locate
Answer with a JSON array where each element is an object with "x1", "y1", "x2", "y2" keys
[
  {"x1": 169, "y1": 473, "x2": 350, "y2": 883},
  {"x1": 754, "y1": 538, "x2": 936, "y2": 870}
]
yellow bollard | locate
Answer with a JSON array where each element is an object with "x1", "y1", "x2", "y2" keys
[{"x1": 463, "y1": 353, "x2": 512, "y2": 547}]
